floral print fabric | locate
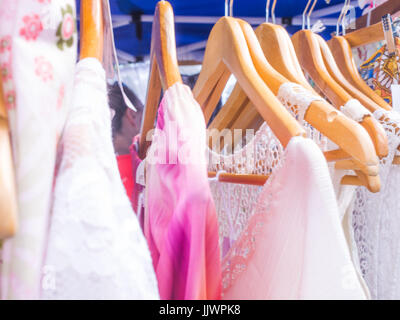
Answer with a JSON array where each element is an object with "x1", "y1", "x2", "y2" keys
[{"x1": 0, "y1": 0, "x2": 77, "y2": 299}]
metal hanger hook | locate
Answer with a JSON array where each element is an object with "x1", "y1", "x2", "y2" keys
[
  {"x1": 230, "y1": 0, "x2": 234, "y2": 17},
  {"x1": 266, "y1": 0, "x2": 271, "y2": 23},
  {"x1": 336, "y1": 0, "x2": 348, "y2": 35},
  {"x1": 302, "y1": 0, "x2": 312, "y2": 30},
  {"x1": 271, "y1": 0, "x2": 277, "y2": 24},
  {"x1": 307, "y1": 0, "x2": 318, "y2": 30},
  {"x1": 341, "y1": 0, "x2": 351, "y2": 35}
]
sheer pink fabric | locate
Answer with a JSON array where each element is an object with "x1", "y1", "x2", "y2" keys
[
  {"x1": 219, "y1": 136, "x2": 368, "y2": 300},
  {"x1": 138, "y1": 83, "x2": 221, "y2": 300}
]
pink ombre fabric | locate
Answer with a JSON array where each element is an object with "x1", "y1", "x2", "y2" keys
[{"x1": 135, "y1": 83, "x2": 221, "y2": 300}]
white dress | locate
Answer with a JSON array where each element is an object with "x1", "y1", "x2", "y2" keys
[
  {"x1": 208, "y1": 83, "x2": 368, "y2": 299},
  {"x1": 40, "y1": 58, "x2": 159, "y2": 300},
  {"x1": 0, "y1": 0, "x2": 77, "y2": 299},
  {"x1": 352, "y1": 108, "x2": 400, "y2": 299}
]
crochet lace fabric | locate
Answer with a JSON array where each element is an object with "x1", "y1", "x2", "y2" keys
[{"x1": 352, "y1": 109, "x2": 400, "y2": 299}]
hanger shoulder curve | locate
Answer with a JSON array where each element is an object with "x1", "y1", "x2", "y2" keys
[
  {"x1": 236, "y1": 21, "x2": 380, "y2": 172},
  {"x1": 255, "y1": 23, "x2": 316, "y2": 93},
  {"x1": 150, "y1": 0, "x2": 182, "y2": 90},
  {"x1": 193, "y1": 16, "x2": 305, "y2": 148},
  {"x1": 292, "y1": 29, "x2": 351, "y2": 107},
  {"x1": 139, "y1": 1, "x2": 183, "y2": 159},
  {"x1": 328, "y1": 36, "x2": 391, "y2": 110},
  {"x1": 316, "y1": 34, "x2": 381, "y2": 113}
]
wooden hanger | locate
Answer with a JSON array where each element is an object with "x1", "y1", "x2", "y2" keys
[
  {"x1": 292, "y1": 29, "x2": 388, "y2": 161},
  {"x1": 317, "y1": 34, "x2": 384, "y2": 113},
  {"x1": 138, "y1": 1, "x2": 182, "y2": 159},
  {"x1": 328, "y1": 35, "x2": 391, "y2": 110},
  {"x1": 343, "y1": 12, "x2": 400, "y2": 49},
  {"x1": 193, "y1": 16, "x2": 306, "y2": 149},
  {"x1": 79, "y1": 0, "x2": 104, "y2": 61},
  {"x1": 316, "y1": 34, "x2": 390, "y2": 159},
  {"x1": 331, "y1": 12, "x2": 400, "y2": 164},
  {"x1": 255, "y1": 23, "x2": 317, "y2": 93},
  {"x1": 0, "y1": 72, "x2": 18, "y2": 240},
  {"x1": 322, "y1": 0, "x2": 390, "y2": 111},
  {"x1": 211, "y1": 18, "x2": 380, "y2": 192}
]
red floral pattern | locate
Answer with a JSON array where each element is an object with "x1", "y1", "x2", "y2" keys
[
  {"x1": 0, "y1": 36, "x2": 11, "y2": 53},
  {"x1": 1, "y1": 61, "x2": 12, "y2": 81},
  {"x1": 57, "y1": 84, "x2": 65, "y2": 109},
  {"x1": 19, "y1": 14, "x2": 43, "y2": 41},
  {"x1": 5, "y1": 90, "x2": 16, "y2": 109},
  {"x1": 35, "y1": 56, "x2": 53, "y2": 82}
]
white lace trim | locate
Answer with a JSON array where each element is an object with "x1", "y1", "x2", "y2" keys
[
  {"x1": 277, "y1": 82, "x2": 324, "y2": 122},
  {"x1": 340, "y1": 99, "x2": 372, "y2": 123},
  {"x1": 277, "y1": 82, "x2": 328, "y2": 151}
]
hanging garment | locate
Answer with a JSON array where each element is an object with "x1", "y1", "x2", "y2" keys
[
  {"x1": 41, "y1": 58, "x2": 159, "y2": 300},
  {"x1": 351, "y1": 108, "x2": 400, "y2": 300},
  {"x1": 359, "y1": 37, "x2": 400, "y2": 105},
  {"x1": 117, "y1": 154, "x2": 135, "y2": 198},
  {"x1": 0, "y1": 0, "x2": 77, "y2": 299},
  {"x1": 207, "y1": 83, "x2": 368, "y2": 299},
  {"x1": 131, "y1": 83, "x2": 221, "y2": 300}
]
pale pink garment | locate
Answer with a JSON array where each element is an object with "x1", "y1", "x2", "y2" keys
[
  {"x1": 212, "y1": 135, "x2": 368, "y2": 300},
  {"x1": 140, "y1": 83, "x2": 221, "y2": 300}
]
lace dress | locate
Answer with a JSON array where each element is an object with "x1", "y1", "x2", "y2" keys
[
  {"x1": 40, "y1": 58, "x2": 159, "y2": 300},
  {"x1": 208, "y1": 83, "x2": 368, "y2": 299},
  {"x1": 305, "y1": 69, "x2": 400, "y2": 299},
  {"x1": 134, "y1": 83, "x2": 221, "y2": 300},
  {"x1": 351, "y1": 108, "x2": 400, "y2": 299}
]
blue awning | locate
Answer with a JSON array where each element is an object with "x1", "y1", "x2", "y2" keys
[{"x1": 79, "y1": 1, "x2": 366, "y2": 60}]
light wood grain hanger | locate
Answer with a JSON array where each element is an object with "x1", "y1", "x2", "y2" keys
[
  {"x1": 343, "y1": 15, "x2": 400, "y2": 48},
  {"x1": 328, "y1": 35, "x2": 391, "y2": 109},
  {"x1": 317, "y1": 34, "x2": 385, "y2": 113},
  {"x1": 325, "y1": 0, "x2": 391, "y2": 109},
  {"x1": 138, "y1": 1, "x2": 183, "y2": 159},
  {"x1": 219, "y1": 2, "x2": 318, "y2": 135},
  {"x1": 0, "y1": 72, "x2": 18, "y2": 240},
  {"x1": 316, "y1": 33, "x2": 390, "y2": 157},
  {"x1": 291, "y1": 0, "x2": 389, "y2": 163},
  {"x1": 193, "y1": 14, "x2": 309, "y2": 186},
  {"x1": 80, "y1": 0, "x2": 104, "y2": 61},
  {"x1": 209, "y1": 2, "x2": 381, "y2": 191},
  {"x1": 328, "y1": 0, "x2": 391, "y2": 110},
  {"x1": 291, "y1": 28, "x2": 388, "y2": 164},
  {"x1": 327, "y1": 1, "x2": 400, "y2": 164},
  {"x1": 193, "y1": 16, "x2": 306, "y2": 149}
]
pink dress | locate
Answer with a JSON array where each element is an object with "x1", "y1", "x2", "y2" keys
[
  {"x1": 208, "y1": 83, "x2": 368, "y2": 299},
  {"x1": 133, "y1": 83, "x2": 221, "y2": 300}
]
